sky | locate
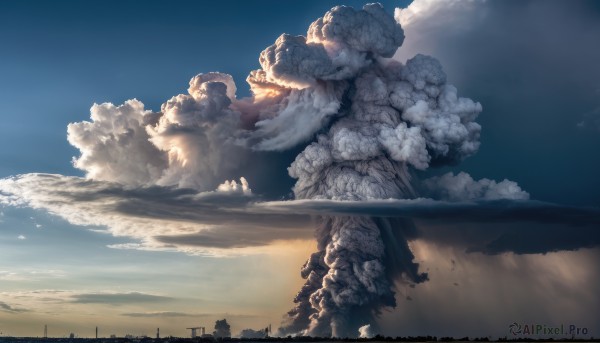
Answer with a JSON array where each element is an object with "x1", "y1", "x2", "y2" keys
[{"x1": 0, "y1": 0, "x2": 599, "y2": 339}]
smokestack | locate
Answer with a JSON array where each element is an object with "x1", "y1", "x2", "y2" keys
[
  {"x1": 96, "y1": 326, "x2": 98, "y2": 339},
  {"x1": 157, "y1": 328, "x2": 160, "y2": 339}
]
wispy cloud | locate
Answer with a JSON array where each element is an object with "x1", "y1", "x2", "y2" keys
[
  {"x1": 0, "y1": 290, "x2": 177, "y2": 317},
  {"x1": 70, "y1": 292, "x2": 172, "y2": 305},
  {"x1": 1, "y1": 290, "x2": 174, "y2": 308},
  {"x1": 0, "y1": 269, "x2": 66, "y2": 281},
  {"x1": 0, "y1": 301, "x2": 28, "y2": 313},
  {"x1": 1, "y1": 173, "x2": 599, "y2": 256},
  {"x1": 0, "y1": 174, "x2": 312, "y2": 256},
  {"x1": 121, "y1": 311, "x2": 193, "y2": 318},
  {"x1": 121, "y1": 311, "x2": 260, "y2": 318}
]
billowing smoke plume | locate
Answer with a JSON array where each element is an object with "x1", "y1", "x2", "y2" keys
[
  {"x1": 213, "y1": 319, "x2": 231, "y2": 338},
  {"x1": 68, "y1": 73, "x2": 245, "y2": 191},
  {"x1": 423, "y1": 172, "x2": 529, "y2": 201},
  {"x1": 64, "y1": 2, "x2": 513, "y2": 338},
  {"x1": 67, "y1": 100, "x2": 167, "y2": 186},
  {"x1": 358, "y1": 324, "x2": 375, "y2": 338},
  {"x1": 270, "y1": 4, "x2": 480, "y2": 337},
  {"x1": 239, "y1": 328, "x2": 267, "y2": 339}
]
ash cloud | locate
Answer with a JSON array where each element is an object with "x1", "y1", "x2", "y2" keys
[
  {"x1": 274, "y1": 3, "x2": 481, "y2": 336},
  {"x1": 254, "y1": 198, "x2": 600, "y2": 227},
  {"x1": 257, "y1": 199, "x2": 600, "y2": 255}
]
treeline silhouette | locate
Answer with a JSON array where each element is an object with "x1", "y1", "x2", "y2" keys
[{"x1": 0, "y1": 336, "x2": 598, "y2": 343}]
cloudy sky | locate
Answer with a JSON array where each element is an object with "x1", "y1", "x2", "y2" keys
[{"x1": 1, "y1": 0, "x2": 599, "y2": 339}]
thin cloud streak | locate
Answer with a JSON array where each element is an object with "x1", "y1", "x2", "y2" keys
[
  {"x1": 121, "y1": 312, "x2": 260, "y2": 319},
  {"x1": 70, "y1": 292, "x2": 172, "y2": 305}
]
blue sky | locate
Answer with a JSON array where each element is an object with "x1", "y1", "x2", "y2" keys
[{"x1": 1, "y1": 0, "x2": 599, "y2": 339}]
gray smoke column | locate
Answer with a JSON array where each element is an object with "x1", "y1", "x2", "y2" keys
[{"x1": 255, "y1": 4, "x2": 482, "y2": 338}]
